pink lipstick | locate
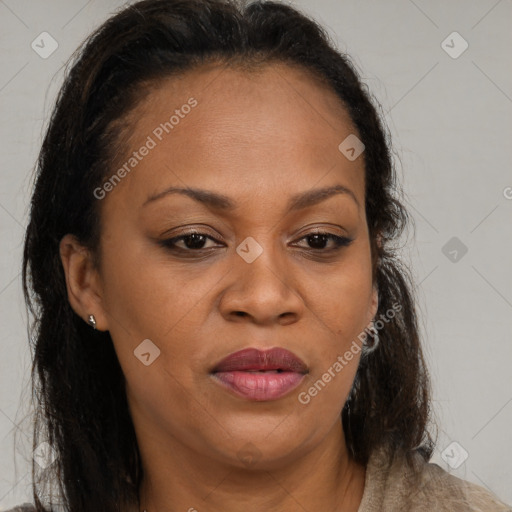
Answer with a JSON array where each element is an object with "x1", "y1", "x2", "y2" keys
[{"x1": 210, "y1": 347, "x2": 308, "y2": 401}]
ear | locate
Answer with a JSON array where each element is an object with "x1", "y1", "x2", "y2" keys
[
  {"x1": 367, "y1": 283, "x2": 379, "y2": 326},
  {"x1": 369, "y1": 233, "x2": 381, "y2": 322},
  {"x1": 59, "y1": 234, "x2": 108, "y2": 331}
]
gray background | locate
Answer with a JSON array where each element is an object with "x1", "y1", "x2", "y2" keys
[{"x1": 1, "y1": 0, "x2": 511, "y2": 509}]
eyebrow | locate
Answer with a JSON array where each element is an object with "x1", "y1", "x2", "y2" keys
[{"x1": 143, "y1": 184, "x2": 360, "y2": 212}]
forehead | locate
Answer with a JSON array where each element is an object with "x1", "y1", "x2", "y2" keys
[
  {"x1": 102, "y1": 61, "x2": 365, "y2": 213},
  {"x1": 131, "y1": 61, "x2": 354, "y2": 146}
]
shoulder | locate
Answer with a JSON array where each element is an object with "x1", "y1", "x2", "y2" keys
[
  {"x1": 404, "y1": 460, "x2": 512, "y2": 511},
  {"x1": 359, "y1": 443, "x2": 512, "y2": 512},
  {"x1": 3, "y1": 505, "x2": 36, "y2": 512}
]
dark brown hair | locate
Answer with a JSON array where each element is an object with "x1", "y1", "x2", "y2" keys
[{"x1": 21, "y1": 0, "x2": 436, "y2": 510}]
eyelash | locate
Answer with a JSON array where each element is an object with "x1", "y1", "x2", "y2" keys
[{"x1": 159, "y1": 230, "x2": 354, "y2": 255}]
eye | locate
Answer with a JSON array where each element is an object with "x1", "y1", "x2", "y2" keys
[
  {"x1": 158, "y1": 230, "x2": 354, "y2": 254},
  {"x1": 293, "y1": 232, "x2": 354, "y2": 251},
  {"x1": 159, "y1": 231, "x2": 221, "y2": 251}
]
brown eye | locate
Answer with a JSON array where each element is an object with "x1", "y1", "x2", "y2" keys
[
  {"x1": 160, "y1": 231, "x2": 221, "y2": 251},
  {"x1": 294, "y1": 232, "x2": 353, "y2": 251},
  {"x1": 157, "y1": 230, "x2": 353, "y2": 256}
]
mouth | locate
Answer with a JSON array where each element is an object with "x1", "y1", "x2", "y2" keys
[{"x1": 210, "y1": 347, "x2": 308, "y2": 401}]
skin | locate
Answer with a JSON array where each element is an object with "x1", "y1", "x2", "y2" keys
[{"x1": 60, "y1": 61, "x2": 379, "y2": 512}]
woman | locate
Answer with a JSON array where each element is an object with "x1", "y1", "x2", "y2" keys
[{"x1": 9, "y1": 0, "x2": 511, "y2": 511}]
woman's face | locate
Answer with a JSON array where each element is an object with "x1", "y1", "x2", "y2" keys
[{"x1": 88, "y1": 62, "x2": 377, "y2": 468}]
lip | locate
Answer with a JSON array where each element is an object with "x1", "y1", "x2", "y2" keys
[
  {"x1": 210, "y1": 347, "x2": 308, "y2": 401},
  {"x1": 211, "y1": 347, "x2": 308, "y2": 373}
]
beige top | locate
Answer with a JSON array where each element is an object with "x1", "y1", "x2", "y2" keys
[
  {"x1": 358, "y1": 443, "x2": 511, "y2": 511},
  {"x1": 6, "y1": 444, "x2": 511, "y2": 511}
]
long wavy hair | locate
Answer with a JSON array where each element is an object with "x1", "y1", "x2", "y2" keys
[{"x1": 19, "y1": 0, "x2": 436, "y2": 510}]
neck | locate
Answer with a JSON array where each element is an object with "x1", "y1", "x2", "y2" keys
[{"x1": 135, "y1": 420, "x2": 365, "y2": 512}]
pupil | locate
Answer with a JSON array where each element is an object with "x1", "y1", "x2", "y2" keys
[
  {"x1": 309, "y1": 234, "x2": 327, "y2": 249},
  {"x1": 185, "y1": 234, "x2": 206, "y2": 249},
  {"x1": 182, "y1": 234, "x2": 329, "y2": 250}
]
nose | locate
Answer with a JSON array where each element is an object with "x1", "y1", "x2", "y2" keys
[{"x1": 218, "y1": 240, "x2": 304, "y2": 326}]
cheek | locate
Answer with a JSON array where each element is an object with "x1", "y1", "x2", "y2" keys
[
  {"x1": 125, "y1": 359, "x2": 214, "y2": 452},
  {"x1": 300, "y1": 250, "x2": 372, "y2": 399},
  {"x1": 100, "y1": 230, "x2": 193, "y2": 332},
  {"x1": 99, "y1": 232, "x2": 219, "y2": 376},
  {"x1": 306, "y1": 252, "x2": 374, "y2": 338},
  {"x1": 299, "y1": 356, "x2": 360, "y2": 415}
]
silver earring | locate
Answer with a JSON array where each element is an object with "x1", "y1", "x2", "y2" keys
[
  {"x1": 88, "y1": 314, "x2": 97, "y2": 330},
  {"x1": 362, "y1": 321, "x2": 379, "y2": 356}
]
